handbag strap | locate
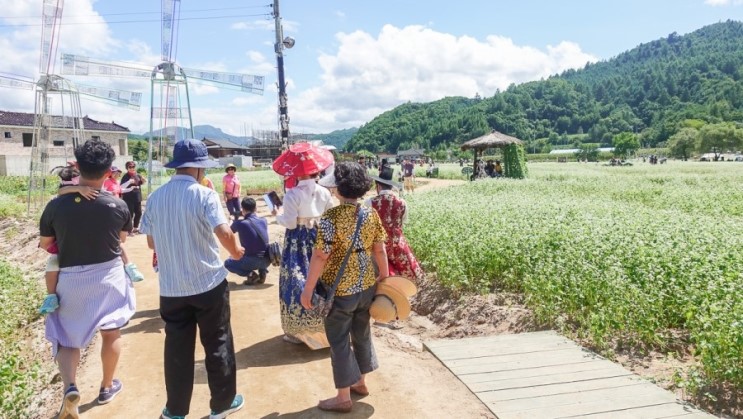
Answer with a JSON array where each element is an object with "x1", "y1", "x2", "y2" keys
[
  {"x1": 327, "y1": 206, "x2": 364, "y2": 294},
  {"x1": 244, "y1": 217, "x2": 269, "y2": 246}
]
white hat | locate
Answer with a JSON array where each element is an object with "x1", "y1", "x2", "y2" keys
[{"x1": 318, "y1": 162, "x2": 336, "y2": 188}]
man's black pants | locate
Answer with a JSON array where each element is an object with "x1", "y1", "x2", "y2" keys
[{"x1": 160, "y1": 279, "x2": 236, "y2": 416}]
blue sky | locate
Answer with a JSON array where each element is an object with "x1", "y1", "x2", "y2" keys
[{"x1": 0, "y1": 0, "x2": 741, "y2": 136}]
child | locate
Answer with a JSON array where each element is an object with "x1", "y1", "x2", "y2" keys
[{"x1": 39, "y1": 165, "x2": 145, "y2": 315}]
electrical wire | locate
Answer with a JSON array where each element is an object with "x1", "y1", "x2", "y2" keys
[
  {"x1": 0, "y1": 5, "x2": 270, "y2": 20},
  {"x1": 0, "y1": 13, "x2": 270, "y2": 28}
]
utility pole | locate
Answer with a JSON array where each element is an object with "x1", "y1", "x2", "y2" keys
[{"x1": 273, "y1": 0, "x2": 294, "y2": 152}]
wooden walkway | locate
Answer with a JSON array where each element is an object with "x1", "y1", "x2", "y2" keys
[{"x1": 424, "y1": 331, "x2": 716, "y2": 419}]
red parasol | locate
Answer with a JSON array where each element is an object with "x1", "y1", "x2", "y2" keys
[{"x1": 272, "y1": 142, "x2": 334, "y2": 177}]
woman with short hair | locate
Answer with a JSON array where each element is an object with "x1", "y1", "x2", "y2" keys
[{"x1": 301, "y1": 162, "x2": 389, "y2": 413}]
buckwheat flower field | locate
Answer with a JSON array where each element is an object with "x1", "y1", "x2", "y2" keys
[{"x1": 405, "y1": 162, "x2": 743, "y2": 388}]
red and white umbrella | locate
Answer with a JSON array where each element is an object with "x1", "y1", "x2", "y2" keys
[{"x1": 272, "y1": 142, "x2": 334, "y2": 177}]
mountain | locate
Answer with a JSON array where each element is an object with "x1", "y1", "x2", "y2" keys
[
  {"x1": 344, "y1": 20, "x2": 743, "y2": 153},
  {"x1": 139, "y1": 125, "x2": 254, "y2": 146},
  {"x1": 306, "y1": 127, "x2": 358, "y2": 150}
]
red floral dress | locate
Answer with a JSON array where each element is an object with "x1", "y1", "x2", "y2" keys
[{"x1": 370, "y1": 192, "x2": 424, "y2": 282}]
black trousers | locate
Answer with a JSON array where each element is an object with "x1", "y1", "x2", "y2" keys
[
  {"x1": 324, "y1": 286, "x2": 379, "y2": 388},
  {"x1": 125, "y1": 199, "x2": 143, "y2": 229},
  {"x1": 160, "y1": 280, "x2": 237, "y2": 416}
]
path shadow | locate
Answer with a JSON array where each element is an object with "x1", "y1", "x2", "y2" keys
[
  {"x1": 76, "y1": 397, "x2": 100, "y2": 415},
  {"x1": 121, "y1": 308, "x2": 163, "y2": 335},
  {"x1": 259, "y1": 402, "x2": 375, "y2": 418},
  {"x1": 228, "y1": 281, "x2": 274, "y2": 292},
  {"x1": 234, "y1": 335, "x2": 330, "y2": 369},
  {"x1": 129, "y1": 308, "x2": 160, "y2": 321}
]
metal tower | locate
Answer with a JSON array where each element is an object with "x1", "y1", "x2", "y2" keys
[
  {"x1": 0, "y1": 0, "x2": 142, "y2": 212},
  {"x1": 61, "y1": 0, "x2": 267, "y2": 193}
]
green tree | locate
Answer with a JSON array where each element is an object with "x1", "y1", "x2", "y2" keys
[
  {"x1": 612, "y1": 132, "x2": 640, "y2": 158},
  {"x1": 698, "y1": 122, "x2": 743, "y2": 160},
  {"x1": 574, "y1": 144, "x2": 600, "y2": 162},
  {"x1": 667, "y1": 128, "x2": 699, "y2": 161}
]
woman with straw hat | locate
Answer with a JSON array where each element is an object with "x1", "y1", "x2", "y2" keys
[
  {"x1": 272, "y1": 142, "x2": 335, "y2": 348},
  {"x1": 300, "y1": 162, "x2": 389, "y2": 413}
]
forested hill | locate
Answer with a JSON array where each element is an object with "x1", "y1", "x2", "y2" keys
[{"x1": 344, "y1": 20, "x2": 743, "y2": 154}]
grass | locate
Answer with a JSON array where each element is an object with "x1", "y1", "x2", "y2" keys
[
  {"x1": 0, "y1": 260, "x2": 44, "y2": 417},
  {"x1": 405, "y1": 161, "x2": 743, "y2": 393}
]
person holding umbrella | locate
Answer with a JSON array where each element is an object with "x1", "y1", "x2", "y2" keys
[{"x1": 272, "y1": 142, "x2": 335, "y2": 348}]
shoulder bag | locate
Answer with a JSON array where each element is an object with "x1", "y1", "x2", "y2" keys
[
  {"x1": 310, "y1": 207, "x2": 364, "y2": 317},
  {"x1": 245, "y1": 217, "x2": 282, "y2": 266}
]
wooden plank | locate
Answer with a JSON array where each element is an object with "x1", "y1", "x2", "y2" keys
[
  {"x1": 446, "y1": 348, "x2": 577, "y2": 367},
  {"x1": 572, "y1": 402, "x2": 705, "y2": 418},
  {"x1": 492, "y1": 386, "x2": 685, "y2": 418},
  {"x1": 479, "y1": 376, "x2": 652, "y2": 402},
  {"x1": 461, "y1": 359, "x2": 615, "y2": 384},
  {"x1": 430, "y1": 339, "x2": 581, "y2": 360},
  {"x1": 451, "y1": 349, "x2": 603, "y2": 375},
  {"x1": 424, "y1": 331, "x2": 560, "y2": 349},
  {"x1": 468, "y1": 365, "x2": 632, "y2": 393},
  {"x1": 426, "y1": 331, "x2": 717, "y2": 419}
]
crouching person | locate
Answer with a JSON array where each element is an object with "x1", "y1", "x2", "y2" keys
[{"x1": 225, "y1": 197, "x2": 271, "y2": 285}]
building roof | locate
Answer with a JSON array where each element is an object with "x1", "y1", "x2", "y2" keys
[
  {"x1": 202, "y1": 137, "x2": 250, "y2": 150},
  {"x1": 0, "y1": 110, "x2": 129, "y2": 132}
]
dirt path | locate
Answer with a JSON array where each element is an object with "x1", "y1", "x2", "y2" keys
[{"x1": 56, "y1": 178, "x2": 492, "y2": 418}]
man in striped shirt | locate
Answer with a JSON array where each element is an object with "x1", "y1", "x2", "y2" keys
[{"x1": 140, "y1": 139, "x2": 245, "y2": 419}]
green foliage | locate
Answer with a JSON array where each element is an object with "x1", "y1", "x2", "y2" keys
[
  {"x1": 698, "y1": 122, "x2": 743, "y2": 157},
  {"x1": 612, "y1": 132, "x2": 641, "y2": 158},
  {"x1": 406, "y1": 162, "x2": 743, "y2": 389},
  {"x1": 574, "y1": 144, "x2": 601, "y2": 162},
  {"x1": 345, "y1": 21, "x2": 743, "y2": 154},
  {"x1": 0, "y1": 260, "x2": 44, "y2": 416},
  {"x1": 205, "y1": 169, "x2": 282, "y2": 195},
  {"x1": 668, "y1": 128, "x2": 699, "y2": 160},
  {"x1": 502, "y1": 144, "x2": 528, "y2": 179},
  {"x1": 127, "y1": 139, "x2": 170, "y2": 163}
]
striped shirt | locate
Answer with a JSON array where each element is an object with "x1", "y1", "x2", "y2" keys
[{"x1": 139, "y1": 174, "x2": 229, "y2": 297}]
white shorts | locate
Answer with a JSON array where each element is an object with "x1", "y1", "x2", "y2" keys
[{"x1": 46, "y1": 254, "x2": 60, "y2": 272}]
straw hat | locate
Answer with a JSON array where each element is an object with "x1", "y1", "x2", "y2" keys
[{"x1": 369, "y1": 276, "x2": 417, "y2": 322}]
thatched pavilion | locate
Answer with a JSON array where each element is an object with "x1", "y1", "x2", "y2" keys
[{"x1": 460, "y1": 129, "x2": 528, "y2": 179}]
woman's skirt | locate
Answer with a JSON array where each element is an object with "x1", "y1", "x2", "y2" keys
[
  {"x1": 279, "y1": 226, "x2": 329, "y2": 349},
  {"x1": 387, "y1": 235, "x2": 424, "y2": 282},
  {"x1": 45, "y1": 257, "x2": 136, "y2": 356}
]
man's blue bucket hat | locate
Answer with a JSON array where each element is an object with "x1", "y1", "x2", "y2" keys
[{"x1": 165, "y1": 139, "x2": 219, "y2": 169}]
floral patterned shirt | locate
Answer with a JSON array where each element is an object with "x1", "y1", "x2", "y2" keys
[{"x1": 315, "y1": 204, "x2": 387, "y2": 296}]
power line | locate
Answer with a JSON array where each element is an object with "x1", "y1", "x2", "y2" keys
[
  {"x1": 0, "y1": 5, "x2": 270, "y2": 20},
  {"x1": 0, "y1": 13, "x2": 271, "y2": 28},
  {"x1": 4, "y1": 13, "x2": 272, "y2": 28}
]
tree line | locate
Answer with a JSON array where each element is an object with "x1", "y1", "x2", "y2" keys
[{"x1": 344, "y1": 20, "x2": 743, "y2": 158}]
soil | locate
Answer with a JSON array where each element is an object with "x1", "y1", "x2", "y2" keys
[{"x1": 1, "y1": 178, "x2": 737, "y2": 418}]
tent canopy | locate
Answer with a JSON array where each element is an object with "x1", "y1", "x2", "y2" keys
[{"x1": 460, "y1": 130, "x2": 523, "y2": 151}]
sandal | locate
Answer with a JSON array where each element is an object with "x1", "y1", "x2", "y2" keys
[
  {"x1": 350, "y1": 383, "x2": 369, "y2": 396},
  {"x1": 318, "y1": 398, "x2": 352, "y2": 413}
]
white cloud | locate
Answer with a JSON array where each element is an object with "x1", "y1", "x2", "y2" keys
[
  {"x1": 289, "y1": 24, "x2": 597, "y2": 133},
  {"x1": 704, "y1": 0, "x2": 743, "y2": 5},
  {"x1": 335, "y1": 10, "x2": 346, "y2": 19}
]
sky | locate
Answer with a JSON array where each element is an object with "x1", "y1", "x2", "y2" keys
[{"x1": 0, "y1": 0, "x2": 741, "y2": 136}]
